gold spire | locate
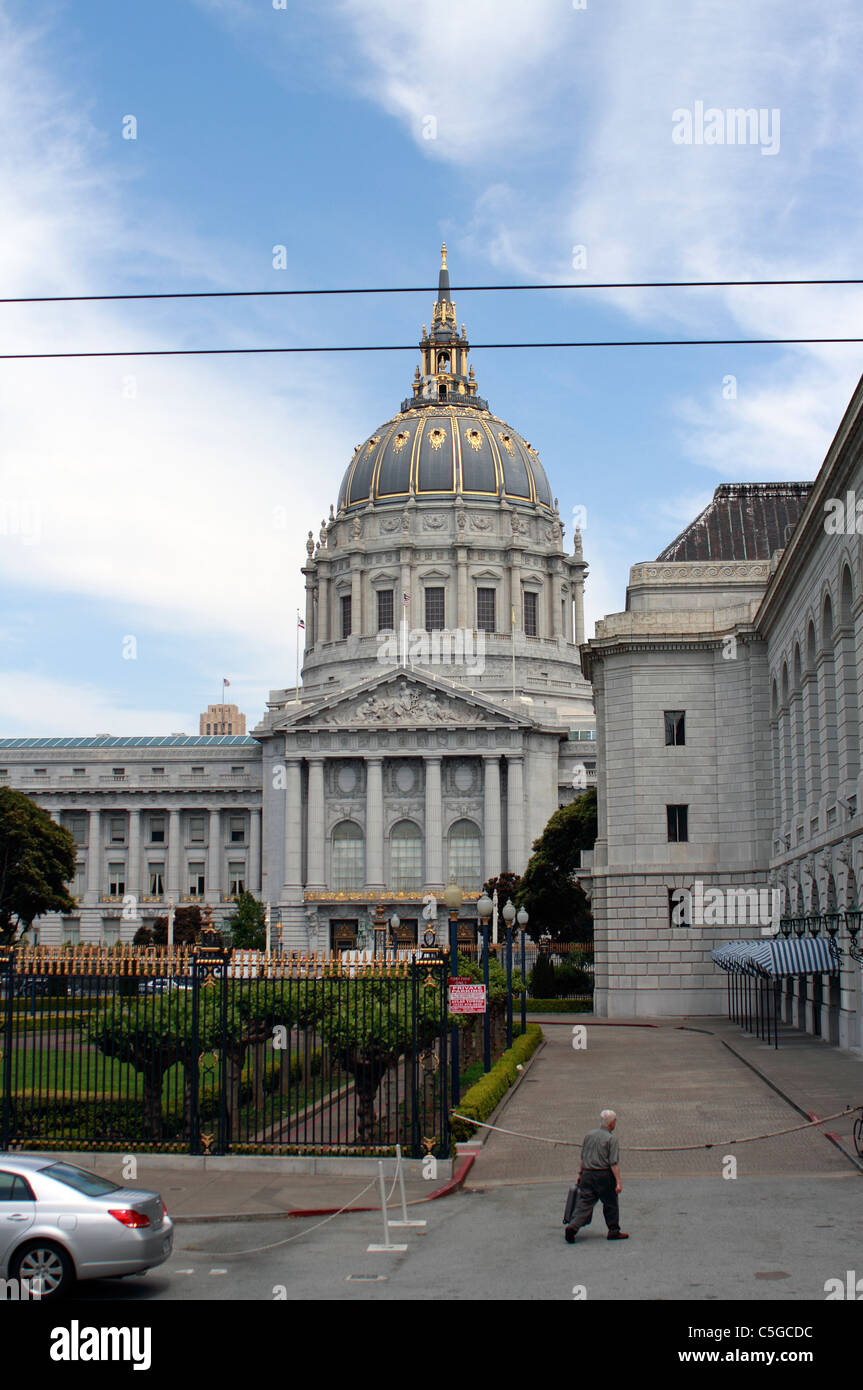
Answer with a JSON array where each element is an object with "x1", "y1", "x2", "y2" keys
[{"x1": 440, "y1": 242, "x2": 447, "y2": 270}]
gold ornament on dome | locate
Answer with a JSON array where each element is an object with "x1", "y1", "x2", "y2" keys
[
  {"x1": 366, "y1": 436, "x2": 380, "y2": 455},
  {"x1": 429, "y1": 428, "x2": 447, "y2": 451},
  {"x1": 498, "y1": 432, "x2": 515, "y2": 455},
  {"x1": 465, "y1": 429, "x2": 483, "y2": 451},
  {"x1": 393, "y1": 431, "x2": 410, "y2": 453}
]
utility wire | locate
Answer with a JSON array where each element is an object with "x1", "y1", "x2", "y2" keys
[
  {"x1": 3, "y1": 337, "x2": 863, "y2": 361},
  {"x1": 3, "y1": 277, "x2": 863, "y2": 305}
]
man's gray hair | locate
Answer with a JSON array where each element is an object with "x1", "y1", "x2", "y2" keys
[{"x1": 600, "y1": 1109, "x2": 617, "y2": 1123}]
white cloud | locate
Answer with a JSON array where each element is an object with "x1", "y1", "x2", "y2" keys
[{"x1": 0, "y1": 672, "x2": 189, "y2": 738}]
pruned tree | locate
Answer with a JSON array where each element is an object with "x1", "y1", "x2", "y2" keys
[{"x1": 0, "y1": 788, "x2": 76, "y2": 944}]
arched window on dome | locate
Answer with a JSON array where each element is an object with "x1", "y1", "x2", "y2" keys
[
  {"x1": 331, "y1": 820, "x2": 364, "y2": 890},
  {"x1": 447, "y1": 818, "x2": 481, "y2": 890},
  {"x1": 390, "y1": 819, "x2": 422, "y2": 889}
]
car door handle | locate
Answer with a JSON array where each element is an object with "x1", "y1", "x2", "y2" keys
[{"x1": 7, "y1": 1214, "x2": 30, "y2": 1221}]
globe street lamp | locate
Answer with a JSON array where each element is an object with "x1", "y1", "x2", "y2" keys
[
  {"x1": 444, "y1": 877, "x2": 464, "y2": 1106},
  {"x1": 502, "y1": 899, "x2": 516, "y2": 1049},
  {"x1": 476, "y1": 892, "x2": 493, "y2": 1072},
  {"x1": 517, "y1": 906, "x2": 529, "y2": 1034},
  {"x1": 389, "y1": 912, "x2": 400, "y2": 959}
]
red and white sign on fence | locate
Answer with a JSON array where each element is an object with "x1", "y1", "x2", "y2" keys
[{"x1": 448, "y1": 977, "x2": 487, "y2": 1014}]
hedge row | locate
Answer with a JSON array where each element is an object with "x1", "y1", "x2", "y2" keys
[
  {"x1": 450, "y1": 1023, "x2": 543, "y2": 1142},
  {"x1": 526, "y1": 999, "x2": 592, "y2": 1014}
]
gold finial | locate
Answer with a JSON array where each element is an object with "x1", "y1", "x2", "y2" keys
[{"x1": 441, "y1": 242, "x2": 447, "y2": 269}]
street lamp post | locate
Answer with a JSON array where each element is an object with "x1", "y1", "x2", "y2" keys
[
  {"x1": 389, "y1": 913, "x2": 400, "y2": 960},
  {"x1": 444, "y1": 878, "x2": 464, "y2": 1106},
  {"x1": 517, "y1": 907, "x2": 529, "y2": 1034},
  {"x1": 502, "y1": 899, "x2": 516, "y2": 1049},
  {"x1": 476, "y1": 892, "x2": 493, "y2": 1073}
]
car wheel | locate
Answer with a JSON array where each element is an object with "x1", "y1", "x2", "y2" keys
[{"x1": 11, "y1": 1241, "x2": 75, "y2": 1299}]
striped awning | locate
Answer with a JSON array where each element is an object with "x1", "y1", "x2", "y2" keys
[{"x1": 712, "y1": 938, "x2": 839, "y2": 977}]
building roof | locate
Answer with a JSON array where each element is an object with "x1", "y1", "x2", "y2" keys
[
  {"x1": 0, "y1": 736, "x2": 257, "y2": 750},
  {"x1": 656, "y1": 483, "x2": 813, "y2": 562}
]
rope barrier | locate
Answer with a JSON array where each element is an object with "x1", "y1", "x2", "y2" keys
[
  {"x1": 450, "y1": 1105, "x2": 863, "y2": 1152},
  {"x1": 183, "y1": 1151, "x2": 407, "y2": 1257}
]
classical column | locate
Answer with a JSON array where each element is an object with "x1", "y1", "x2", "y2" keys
[
  {"x1": 85, "y1": 808, "x2": 101, "y2": 904},
  {"x1": 249, "y1": 808, "x2": 262, "y2": 894},
  {"x1": 506, "y1": 755, "x2": 525, "y2": 872},
  {"x1": 551, "y1": 564, "x2": 563, "y2": 639},
  {"x1": 318, "y1": 572, "x2": 330, "y2": 644},
  {"x1": 351, "y1": 562, "x2": 363, "y2": 639},
  {"x1": 425, "y1": 756, "x2": 444, "y2": 888},
  {"x1": 303, "y1": 566, "x2": 316, "y2": 648},
  {"x1": 208, "y1": 808, "x2": 221, "y2": 900},
  {"x1": 365, "y1": 756, "x2": 385, "y2": 890},
  {"x1": 283, "y1": 759, "x2": 304, "y2": 894},
  {"x1": 483, "y1": 755, "x2": 502, "y2": 881},
  {"x1": 574, "y1": 574, "x2": 586, "y2": 646},
  {"x1": 456, "y1": 547, "x2": 468, "y2": 629},
  {"x1": 127, "y1": 808, "x2": 141, "y2": 899},
  {"x1": 167, "y1": 808, "x2": 182, "y2": 899},
  {"x1": 306, "y1": 758, "x2": 326, "y2": 888}
]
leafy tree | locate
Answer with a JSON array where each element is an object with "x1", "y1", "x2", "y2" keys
[
  {"x1": 0, "y1": 788, "x2": 77, "y2": 943},
  {"x1": 516, "y1": 788, "x2": 596, "y2": 943},
  {"x1": 482, "y1": 872, "x2": 522, "y2": 912},
  {"x1": 225, "y1": 892, "x2": 267, "y2": 950},
  {"x1": 133, "y1": 905, "x2": 209, "y2": 947}
]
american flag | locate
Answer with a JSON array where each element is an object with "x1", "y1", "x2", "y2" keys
[
  {"x1": 223, "y1": 677, "x2": 230, "y2": 687},
  {"x1": 297, "y1": 617, "x2": 305, "y2": 629},
  {"x1": 403, "y1": 591, "x2": 410, "y2": 607}
]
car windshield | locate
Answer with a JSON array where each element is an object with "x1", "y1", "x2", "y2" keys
[{"x1": 40, "y1": 1162, "x2": 121, "y2": 1196}]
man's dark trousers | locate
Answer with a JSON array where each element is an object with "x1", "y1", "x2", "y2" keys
[{"x1": 567, "y1": 1169, "x2": 620, "y2": 1234}]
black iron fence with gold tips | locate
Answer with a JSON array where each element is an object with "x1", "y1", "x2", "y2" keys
[{"x1": 0, "y1": 945, "x2": 449, "y2": 1159}]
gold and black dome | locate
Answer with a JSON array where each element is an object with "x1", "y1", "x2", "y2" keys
[{"x1": 337, "y1": 247, "x2": 554, "y2": 513}]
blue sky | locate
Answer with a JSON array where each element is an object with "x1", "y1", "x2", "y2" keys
[{"x1": 2, "y1": 0, "x2": 863, "y2": 734}]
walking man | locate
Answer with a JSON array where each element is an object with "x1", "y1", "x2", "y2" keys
[{"x1": 565, "y1": 1109, "x2": 629, "y2": 1242}]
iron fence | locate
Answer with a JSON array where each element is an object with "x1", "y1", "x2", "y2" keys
[{"x1": 0, "y1": 945, "x2": 450, "y2": 1159}]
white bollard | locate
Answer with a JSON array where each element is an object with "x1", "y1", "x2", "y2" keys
[
  {"x1": 367, "y1": 1160, "x2": 408, "y2": 1253},
  {"x1": 387, "y1": 1144, "x2": 427, "y2": 1229}
]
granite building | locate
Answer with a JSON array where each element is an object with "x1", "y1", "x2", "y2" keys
[
  {"x1": 1, "y1": 251, "x2": 595, "y2": 951},
  {"x1": 582, "y1": 378, "x2": 863, "y2": 1054}
]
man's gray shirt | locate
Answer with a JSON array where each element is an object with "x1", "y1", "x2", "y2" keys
[{"x1": 580, "y1": 1126, "x2": 619, "y2": 1170}]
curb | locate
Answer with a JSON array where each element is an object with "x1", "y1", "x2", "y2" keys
[{"x1": 171, "y1": 1153, "x2": 478, "y2": 1224}]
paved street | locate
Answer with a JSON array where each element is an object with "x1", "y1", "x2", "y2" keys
[{"x1": 66, "y1": 1017, "x2": 863, "y2": 1302}]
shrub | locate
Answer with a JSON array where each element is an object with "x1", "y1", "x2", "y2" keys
[
  {"x1": 528, "y1": 953, "x2": 557, "y2": 998},
  {"x1": 450, "y1": 1024, "x2": 542, "y2": 1142}
]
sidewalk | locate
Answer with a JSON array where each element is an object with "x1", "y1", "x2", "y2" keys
[
  {"x1": 464, "y1": 1012, "x2": 863, "y2": 1182},
  {"x1": 19, "y1": 1150, "x2": 472, "y2": 1224}
]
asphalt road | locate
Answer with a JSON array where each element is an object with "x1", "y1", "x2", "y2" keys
[{"x1": 70, "y1": 1173, "x2": 862, "y2": 1302}]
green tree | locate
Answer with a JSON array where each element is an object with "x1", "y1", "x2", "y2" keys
[
  {"x1": 0, "y1": 788, "x2": 77, "y2": 943},
  {"x1": 226, "y1": 892, "x2": 267, "y2": 950},
  {"x1": 133, "y1": 905, "x2": 205, "y2": 947},
  {"x1": 516, "y1": 788, "x2": 596, "y2": 943}
]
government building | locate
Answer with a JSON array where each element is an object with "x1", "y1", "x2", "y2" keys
[
  {"x1": 1, "y1": 251, "x2": 595, "y2": 952},
  {"x1": 581, "y1": 379, "x2": 863, "y2": 1054}
]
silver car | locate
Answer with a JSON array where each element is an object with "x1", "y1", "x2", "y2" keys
[{"x1": 0, "y1": 1156, "x2": 173, "y2": 1298}]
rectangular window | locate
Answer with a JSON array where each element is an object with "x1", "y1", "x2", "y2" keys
[
  {"x1": 668, "y1": 887, "x2": 691, "y2": 928},
  {"x1": 341, "y1": 594, "x2": 352, "y2": 638},
  {"x1": 425, "y1": 587, "x2": 445, "y2": 632},
  {"x1": 230, "y1": 765, "x2": 245, "y2": 774},
  {"x1": 108, "y1": 863, "x2": 125, "y2": 896},
  {"x1": 476, "y1": 588, "x2": 496, "y2": 633},
  {"x1": 206, "y1": 723, "x2": 211, "y2": 733},
  {"x1": 150, "y1": 766, "x2": 164, "y2": 775},
  {"x1": 191, "y1": 765, "x2": 204, "y2": 775},
  {"x1": 523, "y1": 591, "x2": 538, "y2": 637},
  {"x1": 34, "y1": 768, "x2": 46, "y2": 775},
  {"x1": 68, "y1": 816, "x2": 88, "y2": 847},
  {"x1": 229, "y1": 863, "x2": 245, "y2": 896},
  {"x1": 188, "y1": 863, "x2": 205, "y2": 896},
  {"x1": 230, "y1": 816, "x2": 245, "y2": 844},
  {"x1": 664, "y1": 710, "x2": 686, "y2": 746},
  {"x1": 149, "y1": 816, "x2": 165, "y2": 844},
  {"x1": 189, "y1": 816, "x2": 205, "y2": 843},
  {"x1": 112, "y1": 767, "x2": 125, "y2": 777},
  {"x1": 109, "y1": 816, "x2": 126, "y2": 844},
  {"x1": 103, "y1": 923, "x2": 120, "y2": 946},
  {"x1": 62, "y1": 922, "x2": 80, "y2": 945},
  {"x1": 666, "y1": 805, "x2": 688, "y2": 843},
  {"x1": 72, "y1": 767, "x2": 86, "y2": 777},
  {"x1": 377, "y1": 588, "x2": 394, "y2": 632},
  {"x1": 149, "y1": 864, "x2": 164, "y2": 896},
  {"x1": 73, "y1": 862, "x2": 86, "y2": 898}
]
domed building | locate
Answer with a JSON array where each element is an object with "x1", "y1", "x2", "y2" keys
[
  {"x1": 253, "y1": 248, "x2": 595, "y2": 949},
  {"x1": 1, "y1": 251, "x2": 595, "y2": 953}
]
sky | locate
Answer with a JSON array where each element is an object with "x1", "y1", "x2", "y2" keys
[{"x1": 2, "y1": 0, "x2": 863, "y2": 735}]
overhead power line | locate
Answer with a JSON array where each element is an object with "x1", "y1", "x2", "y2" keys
[
  {"x1": 2, "y1": 277, "x2": 863, "y2": 306},
  {"x1": 3, "y1": 337, "x2": 863, "y2": 361}
]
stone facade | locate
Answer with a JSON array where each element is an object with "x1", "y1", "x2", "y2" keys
[{"x1": 583, "y1": 399, "x2": 863, "y2": 1053}]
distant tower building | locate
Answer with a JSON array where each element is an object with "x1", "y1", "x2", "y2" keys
[{"x1": 200, "y1": 704, "x2": 246, "y2": 735}]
